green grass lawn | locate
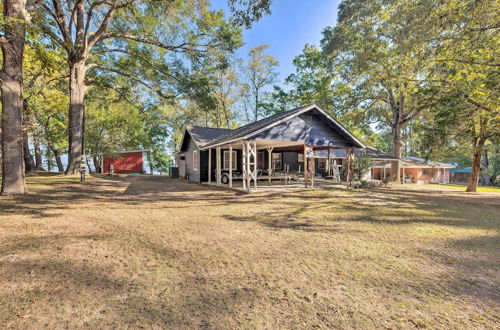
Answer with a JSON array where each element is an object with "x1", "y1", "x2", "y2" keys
[
  {"x1": 440, "y1": 183, "x2": 500, "y2": 192},
  {"x1": 0, "y1": 175, "x2": 499, "y2": 328}
]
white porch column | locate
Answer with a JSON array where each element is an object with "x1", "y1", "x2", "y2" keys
[
  {"x1": 246, "y1": 140, "x2": 256, "y2": 190},
  {"x1": 267, "y1": 147, "x2": 273, "y2": 182},
  {"x1": 242, "y1": 141, "x2": 247, "y2": 192},
  {"x1": 216, "y1": 146, "x2": 221, "y2": 186},
  {"x1": 229, "y1": 145, "x2": 233, "y2": 188},
  {"x1": 383, "y1": 167, "x2": 386, "y2": 179},
  {"x1": 402, "y1": 167, "x2": 405, "y2": 183},
  {"x1": 246, "y1": 141, "x2": 251, "y2": 191},
  {"x1": 208, "y1": 148, "x2": 212, "y2": 183}
]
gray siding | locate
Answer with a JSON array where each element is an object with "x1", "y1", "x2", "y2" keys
[
  {"x1": 185, "y1": 137, "x2": 201, "y2": 183},
  {"x1": 254, "y1": 112, "x2": 354, "y2": 147}
]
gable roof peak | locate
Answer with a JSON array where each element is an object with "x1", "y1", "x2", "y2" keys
[{"x1": 200, "y1": 104, "x2": 365, "y2": 149}]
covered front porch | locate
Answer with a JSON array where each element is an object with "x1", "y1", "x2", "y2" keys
[{"x1": 201, "y1": 138, "x2": 356, "y2": 193}]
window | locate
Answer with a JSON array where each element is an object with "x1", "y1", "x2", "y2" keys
[
  {"x1": 192, "y1": 150, "x2": 198, "y2": 170},
  {"x1": 272, "y1": 153, "x2": 282, "y2": 170},
  {"x1": 422, "y1": 168, "x2": 431, "y2": 175},
  {"x1": 297, "y1": 153, "x2": 304, "y2": 163},
  {"x1": 318, "y1": 158, "x2": 326, "y2": 169},
  {"x1": 223, "y1": 150, "x2": 237, "y2": 170}
]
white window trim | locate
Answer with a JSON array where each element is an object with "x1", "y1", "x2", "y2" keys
[
  {"x1": 223, "y1": 150, "x2": 237, "y2": 170},
  {"x1": 193, "y1": 150, "x2": 198, "y2": 171}
]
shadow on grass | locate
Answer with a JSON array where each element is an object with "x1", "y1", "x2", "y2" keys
[
  {"x1": 0, "y1": 175, "x2": 129, "y2": 218},
  {"x1": 0, "y1": 223, "x2": 262, "y2": 328},
  {"x1": 221, "y1": 189, "x2": 498, "y2": 232},
  {"x1": 2, "y1": 175, "x2": 498, "y2": 232},
  {"x1": 1, "y1": 175, "x2": 499, "y2": 327}
]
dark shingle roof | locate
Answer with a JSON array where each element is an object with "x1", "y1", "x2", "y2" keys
[
  {"x1": 203, "y1": 105, "x2": 310, "y2": 147},
  {"x1": 315, "y1": 146, "x2": 397, "y2": 160},
  {"x1": 361, "y1": 147, "x2": 398, "y2": 159},
  {"x1": 373, "y1": 156, "x2": 455, "y2": 168},
  {"x1": 187, "y1": 126, "x2": 232, "y2": 146}
]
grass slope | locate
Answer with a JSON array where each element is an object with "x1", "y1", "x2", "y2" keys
[{"x1": 0, "y1": 175, "x2": 499, "y2": 328}]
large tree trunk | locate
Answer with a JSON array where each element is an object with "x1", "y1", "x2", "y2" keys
[
  {"x1": 147, "y1": 152, "x2": 154, "y2": 174},
  {"x1": 22, "y1": 98, "x2": 35, "y2": 174},
  {"x1": 34, "y1": 139, "x2": 44, "y2": 171},
  {"x1": 466, "y1": 138, "x2": 486, "y2": 192},
  {"x1": 481, "y1": 149, "x2": 490, "y2": 186},
  {"x1": 390, "y1": 96, "x2": 404, "y2": 184},
  {"x1": 0, "y1": 0, "x2": 27, "y2": 195},
  {"x1": 93, "y1": 156, "x2": 102, "y2": 173},
  {"x1": 254, "y1": 91, "x2": 259, "y2": 122},
  {"x1": 65, "y1": 59, "x2": 87, "y2": 174},
  {"x1": 50, "y1": 146, "x2": 64, "y2": 173},
  {"x1": 22, "y1": 130, "x2": 35, "y2": 174}
]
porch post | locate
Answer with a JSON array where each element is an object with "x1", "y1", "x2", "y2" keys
[
  {"x1": 383, "y1": 167, "x2": 386, "y2": 179},
  {"x1": 246, "y1": 141, "x2": 250, "y2": 191},
  {"x1": 327, "y1": 148, "x2": 331, "y2": 176},
  {"x1": 242, "y1": 141, "x2": 247, "y2": 192},
  {"x1": 229, "y1": 145, "x2": 233, "y2": 188},
  {"x1": 402, "y1": 167, "x2": 405, "y2": 183},
  {"x1": 345, "y1": 148, "x2": 354, "y2": 184},
  {"x1": 208, "y1": 148, "x2": 212, "y2": 184},
  {"x1": 216, "y1": 146, "x2": 221, "y2": 186},
  {"x1": 304, "y1": 144, "x2": 308, "y2": 188},
  {"x1": 310, "y1": 146, "x2": 315, "y2": 188},
  {"x1": 246, "y1": 140, "x2": 257, "y2": 191},
  {"x1": 267, "y1": 147, "x2": 273, "y2": 182},
  {"x1": 352, "y1": 148, "x2": 355, "y2": 181},
  {"x1": 253, "y1": 141, "x2": 258, "y2": 189}
]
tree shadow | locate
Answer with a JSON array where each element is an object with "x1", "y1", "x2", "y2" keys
[{"x1": 0, "y1": 225, "x2": 263, "y2": 328}]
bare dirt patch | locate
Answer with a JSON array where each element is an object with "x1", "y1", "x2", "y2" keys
[{"x1": 0, "y1": 175, "x2": 498, "y2": 328}]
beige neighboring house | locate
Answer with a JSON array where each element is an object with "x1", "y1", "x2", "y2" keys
[{"x1": 372, "y1": 156, "x2": 455, "y2": 184}]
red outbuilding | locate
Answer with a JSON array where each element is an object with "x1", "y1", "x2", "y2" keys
[{"x1": 102, "y1": 150, "x2": 145, "y2": 174}]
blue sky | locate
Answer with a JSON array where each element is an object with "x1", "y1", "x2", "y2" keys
[{"x1": 211, "y1": 0, "x2": 341, "y2": 82}]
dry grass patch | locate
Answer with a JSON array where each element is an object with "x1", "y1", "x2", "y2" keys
[{"x1": 0, "y1": 174, "x2": 499, "y2": 328}]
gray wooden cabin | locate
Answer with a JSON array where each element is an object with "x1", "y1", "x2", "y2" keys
[{"x1": 177, "y1": 104, "x2": 369, "y2": 192}]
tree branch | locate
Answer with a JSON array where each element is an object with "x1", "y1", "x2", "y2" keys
[
  {"x1": 435, "y1": 59, "x2": 499, "y2": 67},
  {"x1": 97, "y1": 32, "x2": 192, "y2": 51},
  {"x1": 88, "y1": 64, "x2": 175, "y2": 99},
  {"x1": 37, "y1": 23, "x2": 68, "y2": 50},
  {"x1": 90, "y1": 48, "x2": 183, "y2": 84},
  {"x1": 51, "y1": 0, "x2": 72, "y2": 43},
  {"x1": 469, "y1": 25, "x2": 500, "y2": 32},
  {"x1": 88, "y1": 0, "x2": 135, "y2": 49},
  {"x1": 35, "y1": 0, "x2": 71, "y2": 46}
]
